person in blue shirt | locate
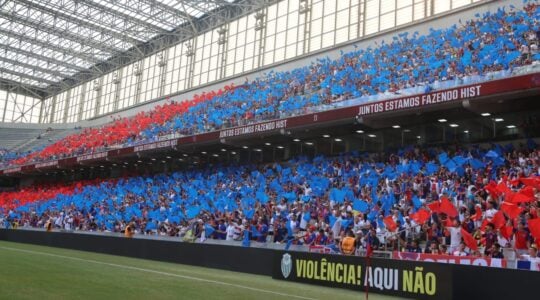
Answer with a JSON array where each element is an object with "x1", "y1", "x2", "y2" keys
[
  {"x1": 216, "y1": 219, "x2": 227, "y2": 240},
  {"x1": 257, "y1": 219, "x2": 268, "y2": 242}
]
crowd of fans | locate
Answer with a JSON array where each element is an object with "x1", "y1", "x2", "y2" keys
[
  {"x1": 1, "y1": 2, "x2": 539, "y2": 168},
  {"x1": 1, "y1": 142, "x2": 540, "y2": 266}
]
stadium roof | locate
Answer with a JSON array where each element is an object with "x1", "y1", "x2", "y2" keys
[{"x1": 0, "y1": 0, "x2": 276, "y2": 98}]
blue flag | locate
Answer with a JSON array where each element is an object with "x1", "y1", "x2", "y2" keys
[
  {"x1": 353, "y1": 199, "x2": 369, "y2": 213},
  {"x1": 205, "y1": 224, "x2": 215, "y2": 238}
]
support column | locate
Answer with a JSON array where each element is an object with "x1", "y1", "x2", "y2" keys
[
  {"x1": 112, "y1": 68, "x2": 123, "y2": 112},
  {"x1": 299, "y1": 0, "x2": 312, "y2": 54},
  {"x1": 157, "y1": 49, "x2": 169, "y2": 98},
  {"x1": 133, "y1": 60, "x2": 145, "y2": 105},
  {"x1": 93, "y1": 78, "x2": 103, "y2": 117},
  {"x1": 77, "y1": 82, "x2": 87, "y2": 122},
  {"x1": 254, "y1": 9, "x2": 267, "y2": 68},
  {"x1": 62, "y1": 88, "x2": 71, "y2": 123},
  {"x1": 49, "y1": 95, "x2": 57, "y2": 123},
  {"x1": 217, "y1": 25, "x2": 229, "y2": 80}
]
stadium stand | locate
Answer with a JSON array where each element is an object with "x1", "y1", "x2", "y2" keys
[
  {"x1": 1, "y1": 141, "x2": 540, "y2": 268},
  {"x1": 1, "y1": 2, "x2": 539, "y2": 168}
]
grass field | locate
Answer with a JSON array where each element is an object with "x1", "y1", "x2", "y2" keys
[{"x1": 0, "y1": 240, "x2": 403, "y2": 300}]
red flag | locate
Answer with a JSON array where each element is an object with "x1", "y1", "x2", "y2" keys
[
  {"x1": 512, "y1": 192, "x2": 535, "y2": 203},
  {"x1": 496, "y1": 182, "x2": 510, "y2": 194},
  {"x1": 500, "y1": 226, "x2": 514, "y2": 240},
  {"x1": 461, "y1": 228, "x2": 478, "y2": 251},
  {"x1": 492, "y1": 210, "x2": 505, "y2": 229},
  {"x1": 427, "y1": 201, "x2": 440, "y2": 213},
  {"x1": 412, "y1": 209, "x2": 431, "y2": 225},
  {"x1": 383, "y1": 216, "x2": 397, "y2": 232},
  {"x1": 510, "y1": 179, "x2": 521, "y2": 187},
  {"x1": 366, "y1": 238, "x2": 373, "y2": 258},
  {"x1": 520, "y1": 177, "x2": 540, "y2": 189},
  {"x1": 439, "y1": 197, "x2": 458, "y2": 218},
  {"x1": 528, "y1": 218, "x2": 540, "y2": 241},
  {"x1": 505, "y1": 191, "x2": 516, "y2": 203},
  {"x1": 520, "y1": 186, "x2": 535, "y2": 198},
  {"x1": 471, "y1": 205, "x2": 483, "y2": 221},
  {"x1": 484, "y1": 181, "x2": 500, "y2": 199},
  {"x1": 500, "y1": 202, "x2": 523, "y2": 219}
]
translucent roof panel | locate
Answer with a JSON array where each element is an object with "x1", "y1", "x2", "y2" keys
[{"x1": 0, "y1": 0, "x2": 241, "y2": 94}]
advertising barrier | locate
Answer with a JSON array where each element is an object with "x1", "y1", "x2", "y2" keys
[
  {"x1": 392, "y1": 251, "x2": 507, "y2": 268},
  {"x1": 272, "y1": 250, "x2": 453, "y2": 300}
]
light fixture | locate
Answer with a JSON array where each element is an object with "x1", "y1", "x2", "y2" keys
[
  {"x1": 166, "y1": 156, "x2": 171, "y2": 159},
  {"x1": 392, "y1": 125, "x2": 400, "y2": 129},
  {"x1": 254, "y1": 148, "x2": 262, "y2": 152},
  {"x1": 124, "y1": 162, "x2": 129, "y2": 165},
  {"x1": 494, "y1": 118, "x2": 504, "y2": 122},
  {"x1": 334, "y1": 138, "x2": 342, "y2": 142},
  {"x1": 277, "y1": 146, "x2": 284, "y2": 149},
  {"x1": 463, "y1": 130, "x2": 469, "y2": 133},
  {"x1": 449, "y1": 124, "x2": 459, "y2": 128},
  {"x1": 183, "y1": 153, "x2": 188, "y2": 157},
  {"x1": 221, "y1": 148, "x2": 227, "y2": 152},
  {"x1": 506, "y1": 125, "x2": 516, "y2": 129},
  {"x1": 368, "y1": 134, "x2": 376, "y2": 138},
  {"x1": 403, "y1": 129, "x2": 411, "y2": 133},
  {"x1": 322, "y1": 134, "x2": 330, "y2": 138},
  {"x1": 481, "y1": 113, "x2": 491, "y2": 117},
  {"x1": 305, "y1": 142, "x2": 313, "y2": 146},
  {"x1": 100, "y1": 165, "x2": 104, "y2": 168},
  {"x1": 212, "y1": 154, "x2": 219, "y2": 157},
  {"x1": 265, "y1": 142, "x2": 272, "y2": 146},
  {"x1": 161, "y1": 160, "x2": 166, "y2": 163},
  {"x1": 112, "y1": 163, "x2": 117, "y2": 166},
  {"x1": 151, "y1": 158, "x2": 156, "y2": 161},
  {"x1": 356, "y1": 130, "x2": 364, "y2": 133},
  {"x1": 201, "y1": 151, "x2": 207, "y2": 154},
  {"x1": 293, "y1": 138, "x2": 301, "y2": 142},
  {"x1": 416, "y1": 136, "x2": 421, "y2": 139},
  {"x1": 137, "y1": 160, "x2": 142, "y2": 163},
  {"x1": 438, "y1": 119, "x2": 447, "y2": 123},
  {"x1": 231, "y1": 151, "x2": 237, "y2": 155},
  {"x1": 242, "y1": 146, "x2": 249, "y2": 149},
  {"x1": 178, "y1": 158, "x2": 184, "y2": 161}
]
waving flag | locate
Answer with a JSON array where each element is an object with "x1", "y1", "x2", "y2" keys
[
  {"x1": 412, "y1": 209, "x2": 431, "y2": 225},
  {"x1": 353, "y1": 199, "x2": 369, "y2": 213},
  {"x1": 461, "y1": 228, "x2": 478, "y2": 251},
  {"x1": 501, "y1": 202, "x2": 522, "y2": 219},
  {"x1": 439, "y1": 197, "x2": 458, "y2": 218},
  {"x1": 383, "y1": 216, "x2": 397, "y2": 232},
  {"x1": 528, "y1": 218, "x2": 540, "y2": 241}
]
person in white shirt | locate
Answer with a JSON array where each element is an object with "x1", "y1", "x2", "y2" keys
[
  {"x1": 453, "y1": 242, "x2": 469, "y2": 256},
  {"x1": 447, "y1": 220, "x2": 462, "y2": 254},
  {"x1": 331, "y1": 211, "x2": 342, "y2": 242},
  {"x1": 484, "y1": 201, "x2": 498, "y2": 219},
  {"x1": 225, "y1": 221, "x2": 237, "y2": 241},
  {"x1": 520, "y1": 245, "x2": 540, "y2": 271}
]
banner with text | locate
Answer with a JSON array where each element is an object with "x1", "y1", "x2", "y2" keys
[
  {"x1": 392, "y1": 252, "x2": 507, "y2": 268},
  {"x1": 273, "y1": 251, "x2": 452, "y2": 299}
]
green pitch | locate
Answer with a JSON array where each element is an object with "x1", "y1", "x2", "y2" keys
[{"x1": 0, "y1": 240, "x2": 403, "y2": 300}]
